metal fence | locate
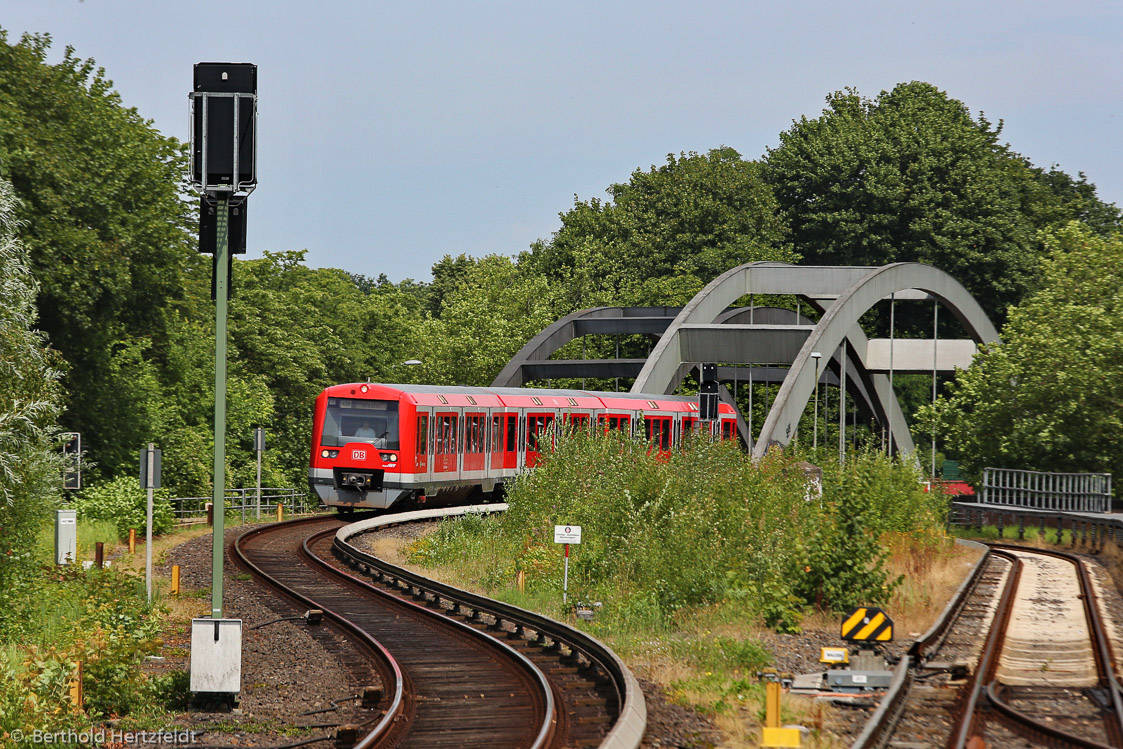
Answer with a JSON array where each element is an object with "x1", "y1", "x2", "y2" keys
[
  {"x1": 981, "y1": 467, "x2": 1113, "y2": 513},
  {"x1": 169, "y1": 487, "x2": 324, "y2": 525}
]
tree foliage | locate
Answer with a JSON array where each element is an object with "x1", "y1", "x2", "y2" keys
[
  {"x1": 0, "y1": 30, "x2": 197, "y2": 478},
  {"x1": 763, "y1": 82, "x2": 1119, "y2": 321},
  {"x1": 522, "y1": 147, "x2": 795, "y2": 308},
  {"x1": 0, "y1": 177, "x2": 64, "y2": 590},
  {"x1": 925, "y1": 222, "x2": 1123, "y2": 481}
]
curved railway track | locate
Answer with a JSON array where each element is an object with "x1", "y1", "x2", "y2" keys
[
  {"x1": 232, "y1": 508, "x2": 644, "y2": 748},
  {"x1": 854, "y1": 543, "x2": 1123, "y2": 748}
]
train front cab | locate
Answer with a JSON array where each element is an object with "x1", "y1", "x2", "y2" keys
[{"x1": 309, "y1": 384, "x2": 416, "y2": 510}]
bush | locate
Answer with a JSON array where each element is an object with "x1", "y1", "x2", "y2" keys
[
  {"x1": 71, "y1": 476, "x2": 175, "y2": 539},
  {"x1": 0, "y1": 565, "x2": 165, "y2": 732},
  {"x1": 410, "y1": 431, "x2": 950, "y2": 631}
]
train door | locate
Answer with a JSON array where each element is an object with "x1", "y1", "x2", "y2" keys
[
  {"x1": 462, "y1": 411, "x2": 486, "y2": 475},
  {"x1": 644, "y1": 415, "x2": 673, "y2": 457},
  {"x1": 414, "y1": 409, "x2": 431, "y2": 477},
  {"x1": 525, "y1": 412, "x2": 555, "y2": 468},
  {"x1": 681, "y1": 416, "x2": 700, "y2": 444},
  {"x1": 433, "y1": 411, "x2": 459, "y2": 479},
  {"x1": 490, "y1": 412, "x2": 518, "y2": 472}
]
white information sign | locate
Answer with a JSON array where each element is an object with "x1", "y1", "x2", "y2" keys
[{"x1": 554, "y1": 525, "x2": 582, "y2": 544}]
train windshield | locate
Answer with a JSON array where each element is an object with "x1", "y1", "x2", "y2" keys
[{"x1": 321, "y1": 397, "x2": 400, "y2": 449}]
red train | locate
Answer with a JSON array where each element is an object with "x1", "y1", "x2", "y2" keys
[{"x1": 308, "y1": 383, "x2": 739, "y2": 511}]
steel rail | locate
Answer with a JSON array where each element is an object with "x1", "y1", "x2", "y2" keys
[
  {"x1": 334, "y1": 507, "x2": 648, "y2": 749},
  {"x1": 301, "y1": 524, "x2": 558, "y2": 749},
  {"x1": 849, "y1": 539, "x2": 990, "y2": 749},
  {"x1": 984, "y1": 683, "x2": 1116, "y2": 749},
  {"x1": 232, "y1": 517, "x2": 406, "y2": 748},
  {"x1": 985, "y1": 544, "x2": 1123, "y2": 748},
  {"x1": 949, "y1": 548, "x2": 1023, "y2": 749}
]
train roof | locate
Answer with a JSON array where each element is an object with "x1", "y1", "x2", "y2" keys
[{"x1": 322, "y1": 383, "x2": 734, "y2": 414}]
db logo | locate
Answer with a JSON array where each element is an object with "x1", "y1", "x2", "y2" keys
[{"x1": 352, "y1": 449, "x2": 367, "y2": 461}]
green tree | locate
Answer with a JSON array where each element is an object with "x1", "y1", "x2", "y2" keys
[
  {"x1": 419, "y1": 254, "x2": 561, "y2": 386},
  {"x1": 925, "y1": 222, "x2": 1123, "y2": 482},
  {"x1": 0, "y1": 178, "x2": 64, "y2": 592},
  {"x1": 0, "y1": 30, "x2": 196, "y2": 478},
  {"x1": 522, "y1": 147, "x2": 793, "y2": 309},
  {"x1": 762, "y1": 82, "x2": 1119, "y2": 321}
]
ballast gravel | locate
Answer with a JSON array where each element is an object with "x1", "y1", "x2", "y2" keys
[{"x1": 146, "y1": 520, "x2": 1123, "y2": 748}]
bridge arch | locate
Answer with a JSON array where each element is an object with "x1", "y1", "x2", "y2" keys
[
  {"x1": 494, "y1": 262, "x2": 998, "y2": 460},
  {"x1": 627, "y1": 262, "x2": 997, "y2": 459}
]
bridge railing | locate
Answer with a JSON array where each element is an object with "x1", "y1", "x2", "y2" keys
[
  {"x1": 170, "y1": 487, "x2": 325, "y2": 525},
  {"x1": 981, "y1": 467, "x2": 1112, "y2": 513}
]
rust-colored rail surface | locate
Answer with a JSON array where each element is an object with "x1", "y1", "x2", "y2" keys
[{"x1": 234, "y1": 514, "x2": 557, "y2": 748}]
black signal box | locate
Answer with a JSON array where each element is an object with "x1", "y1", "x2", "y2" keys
[
  {"x1": 192, "y1": 62, "x2": 257, "y2": 188},
  {"x1": 199, "y1": 196, "x2": 247, "y2": 254},
  {"x1": 699, "y1": 363, "x2": 720, "y2": 420}
]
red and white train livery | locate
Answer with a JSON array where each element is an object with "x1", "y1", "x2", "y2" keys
[{"x1": 308, "y1": 383, "x2": 738, "y2": 511}]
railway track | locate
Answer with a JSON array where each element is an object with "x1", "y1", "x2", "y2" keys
[
  {"x1": 232, "y1": 508, "x2": 644, "y2": 748},
  {"x1": 854, "y1": 543, "x2": 1123, "y2": 748}
]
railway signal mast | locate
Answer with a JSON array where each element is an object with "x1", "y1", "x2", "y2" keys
[
  {"x1": 189, "y1": 63, "x2": 256, "y2": 704},
  {"x1": 699, "y1": 363, "x2": 720, "y2": 422}
]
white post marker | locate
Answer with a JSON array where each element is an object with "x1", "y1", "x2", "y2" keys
[{"x1": 553, "y1": 525, "x2": 582, "y2": 605}]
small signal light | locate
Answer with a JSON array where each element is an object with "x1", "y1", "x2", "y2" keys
[{"x1": 360, "y1": 384, "x2": 370, "y2": 393}]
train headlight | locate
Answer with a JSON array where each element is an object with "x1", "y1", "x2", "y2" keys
[
  {"x1": 320, "y1": 449, "x2": 340, "y2": 459},
  {"x1": 380, "y1": 453, "x2": 397, "y2": 463},
  {"x1": 360, "y1": 384, "x2": 370, "y2": 393}
]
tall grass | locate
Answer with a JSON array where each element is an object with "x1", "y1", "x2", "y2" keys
[{"x1": 410, "y1": 430, "x2": 949, "y2": 632}]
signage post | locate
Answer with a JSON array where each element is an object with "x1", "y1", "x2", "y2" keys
[
  {"x1": 140, "y1": 444, "x2": 161, "y2": 602},
  {"x1": 190, "y1": 61, "x2": 257, "y2": 621},
  {"x1": 553, "y1": 525, "x2": 582, "y2": 605}
]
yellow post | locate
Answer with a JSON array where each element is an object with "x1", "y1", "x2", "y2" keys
[
  {"x1": 171, "y1": 565, "x2": 181, "y2": 595},
  {"x1": 128, "y1": 528, "x2": 136, "y2": 554},
  {"x1": 761, "y1": 681, "x2": 801, "y2": 748},
  {"x1": 276, "y1": 502, "x2": 283, "y2": 522},
  {"x1": 516, "y1": 570, "x2": 525, "y2": 593},
  {"x1": 69, "y1": 662, "x2": 83, "y2": 710},
  {"x1": 766, "y1": 681, "x2": 781, "y2": 728}
]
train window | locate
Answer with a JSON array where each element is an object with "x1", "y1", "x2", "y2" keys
[
  {"x1": 491, "y1": 415, "x2": 502, "y2": 452},
  {"x1": 436, "y1": 415, "x2": 458, "y2": 455},
  {"x1": 722, "y1": 420, "x2": 736, "y2": 440},
  {"x1": 526, "y1": 415, "x2": 555, "y2": 452},
  {"x1": 464, "y1": 415, "x2": 485, "y2": 454},
  {"x1": 566, "y1": 414, "x2": 590, "y2": 433},
  {"x1": 322, "y1": 398, "x2": 400, "y2": 449},
  {"x1": 598, "y1": 415, "x2": 630, "y2": 433},
  {"x1": 506, "y1": 415, "x2": 517, "y2": 452},
  {"x1": 416, "y1": 414, "x2": 429, "y2": 456}
]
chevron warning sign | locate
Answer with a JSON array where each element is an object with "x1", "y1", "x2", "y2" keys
[{"x1": 841, "y1": 606, "x2": 893, "y2": 642}]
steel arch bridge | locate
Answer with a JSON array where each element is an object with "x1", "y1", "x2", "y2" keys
[{"x1": 492, "y1": 262, "x2": 1000, "y2": 459}]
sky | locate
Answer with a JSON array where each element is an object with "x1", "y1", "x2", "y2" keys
[{"x1": 2, "y1": 1, "x2": 1120, "y2": 282}]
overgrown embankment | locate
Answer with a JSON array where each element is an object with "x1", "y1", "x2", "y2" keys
[{"x1": 411, "y1": 432, "x2": 950, "y2": 633}]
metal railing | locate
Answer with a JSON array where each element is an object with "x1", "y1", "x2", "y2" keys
[
  {"x1": 981, "y1": 467, "x2": 1112, "y2": 513},
  {"x1": 170, "y1": 487, "x2": 324, "y2": 525}
]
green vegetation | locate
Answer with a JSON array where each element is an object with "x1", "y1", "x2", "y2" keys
[
  {"x1": 923, "y1": 222, "x2": 1123, "y2": 483},
  {"x1": 409, "y1": 433, "x2": 949, "y2": 633},
  {"x1": 70, "y1": 476, "x2": 175, "y2": 539},
  {"x1": 0, "y1": 558, "x2": 180, "y2": 735}
]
